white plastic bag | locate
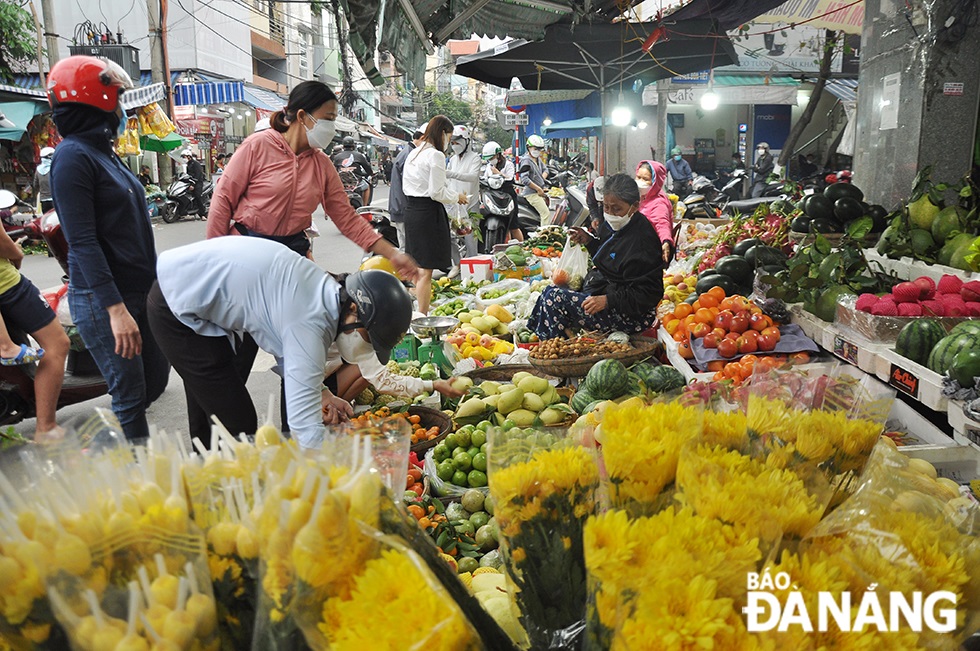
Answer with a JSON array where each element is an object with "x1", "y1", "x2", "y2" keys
[
  {"x1": 475, "y1": 278, "x2": 530, "y2": 309},
  {"x1": 551, "y1": 235, "x2": 589, "y2": 291}
]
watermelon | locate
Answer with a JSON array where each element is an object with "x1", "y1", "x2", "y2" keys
[
  {"x1": 644, "y1": 366, "x2": 686, "y2": 393},
  {"x1": 950, "y1": 321, "x2": 980, "y2": 338},
  {"x1": 631, "y1": 361, "x2": 662, "y2": 390},
  {"x1": 625, "y1": 372, "x2": 645, "y2": 396},
  {"x1": 584, "y1": 359, "x2": 630, "y2": 400},
  {"x1": 715, "y1": 256, "x2": 753, "y2": 286},
  {"x1": 570, "y1": 389, "x2": 595, "y2": 414},
  {"x1": 927, "y1": 332, "x2": 980, "y2": 374},
  {"x1": 950, "y1": 349, "x2": 980, "y2": 387},
  {"x1": 895, "y1": 318, "x2": 946, "y2": 366}
]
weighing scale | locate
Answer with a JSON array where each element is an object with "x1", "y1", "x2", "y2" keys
[{"x1": 411, "y1": 316, "x2": 459, "y2": 377}]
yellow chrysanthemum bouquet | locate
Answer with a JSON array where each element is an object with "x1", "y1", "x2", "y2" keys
[{"x1": 488, "y1": 427, "x2": 600, "y2": 650}]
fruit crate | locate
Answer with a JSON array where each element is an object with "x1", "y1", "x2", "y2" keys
[
  {"x1": 789, "y1": 304, "x2": 827, "y2": 342},
  {"x1": 901, "y1": 445, "x2": 980, "y2": 484},
  {"x1": 888, "y1": 398, "x2": 954, "y2": 449},
  {"x1": 875, "y1": 347, "x2": 949, "y2": 412},
  {"x1": 865, "y1": 250, "x2": 979, "y2": 284},
  {"x1": 948, "y1": 400, "x2": 980, "y2": 451},
  {"x1": 823, "y1": 324, "x2": 885, "y2": 375},
  {"x1": 657, "y1": 326, "x2": 715, "y2": 383}
]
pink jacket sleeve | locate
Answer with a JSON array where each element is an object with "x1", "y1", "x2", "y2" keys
[
  {"x1": 641, "y1": 197, "x2": 675, "y2": 246},
  {"x1": 206, "y1": 138, "x2": 256, "y2": 239},
  {"x1": 321, "y1": 158, "x2": 382, "y2": 251}
]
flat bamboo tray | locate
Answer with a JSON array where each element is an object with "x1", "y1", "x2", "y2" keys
[
  {"x1": 528, "y1": 340, "x2": 661, "y2": 378},
  {"x1": 462, "y1": 364, "x2": 556, "y2": 383}
]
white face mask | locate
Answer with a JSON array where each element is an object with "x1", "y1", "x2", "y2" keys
[
  {"x1": 604, "y1": 210, "x2": 633, "y2": 231},
  {"x1": 305, "y1": 115, "x2": 337, "y2": 150},
  {"x1": 530, "y1": 148, "x2": 541, "y2": 158},
  {"x1": 451, "y1": 142, "x2": 465, "y2": 156},
  {"x1": 636, "y1": 179, "x2": 652, "y2": 197},
  {"x1": 757, "y1": 148, "x2": 766, "y2": 156},
  {"x1": 336, "y1": 329, "x2": 368, "y2": 362}
]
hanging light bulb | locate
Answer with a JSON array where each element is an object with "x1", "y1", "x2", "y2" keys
[
  {"x1": 611, "y1": 91, "x2": 632, "y2": 127},
  {"x1": 700, "y1": 71, "x2": 719, "y2": 111},
  {"x1": 637, "y1": 120, "x2": 648, "y2": 129},
  {"x1": 542, "y1": 117, "x2": 552, "y2": 126}
]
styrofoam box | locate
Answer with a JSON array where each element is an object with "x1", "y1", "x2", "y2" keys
[
  {"x1": 789, "y1": 304, "x2": 827, "y2": 342},
  {"x1": 888, "y1": 398, "x2": 954, "y2": 449},
  {"x1": 864, "y1": 249, "x2": 979, "y2": 283},
  {"x1": 824, "y1": 324, "x2": 885, "y2": 375},
  {"x1": 657, "y1": 326, "x2": 714, "y2": 383},
  {"x1": 875, "y1": 347, "x2": 949, "y2": 413},
  {"x1": 949, "y1": 400, "x2": 980, "y2": 450},
  {"x1": 459, "y1": 255, "x2": 494, "y2": 282},
  {"x1": 902, "y1": 445, "x2": 980, "y2": 483}
]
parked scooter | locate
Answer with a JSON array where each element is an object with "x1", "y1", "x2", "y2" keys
[
  {"x1": 164, "y1": 173, "x2": 213, "y2": 222},
  {"x1": 478, "y1": 175, "x2": 515, "y2": 253},
  {"x1": 717, "y1": 168, "x2": 748, "y2": 201},
  {"x1": 681, "y1": 175, "x2": 731, "y2": 219},
  {"x1": 339, "y1": 169, "x2": 371, "y2": 209},
  {"x1": 516, "y1": 194, "x2": 549, "y2": 236},
  {"x1": 355, "y1": 205, "x2": 399, "y2": 247},
  {"x1": 0, "y1": 212, "x2": 107, "y2": 425},
  {"x1": 146, "y1": 188, "x2": 171, "y2": 221},
  {"x1": 0, "y1": 190, "x2": 40, "y2": 242},
  {"x1": 550, "y1": 183, "x2": 590, "y2": 229}
]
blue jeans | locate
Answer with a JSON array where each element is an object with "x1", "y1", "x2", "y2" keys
[{"x1": 68, "y1": 288, "x2": 170, "y2": 440}]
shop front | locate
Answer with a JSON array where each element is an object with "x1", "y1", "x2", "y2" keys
[{"x1": 0, "y1": 85, "x2": 56, "y2": 202}]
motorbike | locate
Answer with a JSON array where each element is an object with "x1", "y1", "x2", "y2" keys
[
  {"x1": 146, "y1": 189, "x2": 171, "y2": 221},
  {"x1": 550, "y1": 183, "x2": 590, "y2": 229},
  {"x1": 339, "y1": 169, "x2": 371, "y2": 209},
  {"x1": 0, "y1": 190, "x2": 40, "y2": 239},
  {"x1": 516, "y1": 194, "x2": 548, "y2": 237},
  {"x1": 478, "y1": 175, "x2": 515, "y2": 253},
  {"x1": 0, "y1": 212, "x2": 107, "y2": 425},
  {"x1": 716, "y1": 168, "x2": 748, "y2": 201},
  {"x1": 681, "y1": 175, "x2": 730, "y2": 220},
  {"x1": 164, "y1": 173, "x2": 213, "y2": 223},
  {"x1": 355, "y1": 205, "x2": 399, "y2": 247}
]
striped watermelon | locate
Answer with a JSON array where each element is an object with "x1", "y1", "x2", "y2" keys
[
  {"x1": 644, "y1": 366, "x2": 686, "y2": 393},
  {"x1": 928, "y1": 332, "x2": 980, "y2": 374},
  {"x1": 571, "y1": 389, "x2": 595, "y2": 414},
  {"x1": 949, "y1": 320, "x2": 980, "y2": 338},
  {"x1": 584, "y1": 359, "x2": 630, "y2": 399},
  {"x1": 895, "y1": 318, "x2": 946, "y2": 366}
]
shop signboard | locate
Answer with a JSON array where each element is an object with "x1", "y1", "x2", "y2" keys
[
  {"x1": 718, "y1": 26, "x2": 844, "y2": 74},
  {"x1": 753, "y1": 105, "x2": 792, "y2": 151},
  {"x1": 176, "y1": 116, "x2": 226, "y2": 149},
  {"x1": 756, "y1": 0, "x2": 863, "y2": 34}
]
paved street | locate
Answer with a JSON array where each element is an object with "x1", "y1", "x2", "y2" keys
[{"x1": 11, "y1": 184, "x2": 389, "y2": 438}]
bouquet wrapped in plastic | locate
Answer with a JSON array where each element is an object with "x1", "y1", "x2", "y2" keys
[
  {"x1": 138, "y1": 102, "x2": 176, "y2": 138},
  {"x1": 114, "y1": 117, "x2": 142, "y2": 157},
  {"x1": 488, "y1": 427, "x2": 600, "y2": 650}
]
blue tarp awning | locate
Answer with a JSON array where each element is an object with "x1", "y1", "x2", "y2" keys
[
  {"x1": 242, "y1": 85, "x2": 286, "y2": 112},
  {"x1": 0, "y1": 100, "x2": 48, "y2": 141},
  {"x1": 826, "y1": 79, "x2": 858, "y2": 103},
  {"x1": 173, "y1": 80, "x2": 244, "y2": 106},
  {"x1": 541, "y1": 116, "x2": 613, "y2": 139}
]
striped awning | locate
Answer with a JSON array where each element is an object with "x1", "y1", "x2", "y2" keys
[
  {"x1": 173, "y1": 80, "x2": 244, "y2": 106},
  {"x1": 120, "y1": 83, "x2": 166, "y2": 110},
  {"x1": 826, "y1": 79, "x2": 858, "y2": 103},
  {"x1": 242, "y1": 85, "x2": 286, "y2": 112},
  {"x1": 0, "y1": 83, "x2": 45, "y2": 99}
]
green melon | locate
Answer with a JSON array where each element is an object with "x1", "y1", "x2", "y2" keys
[
  {"x1": 813, "y1": 285, "x2": 856, "y2": 322},
  {"x1": 950, "y1": 349, "x2": 980, "y2": 386},
  {"x1": 909, "y1": 229, "x2": 936, "y2": 256},
  {"x1": 570, "y1": 389, "x2": 595, "y2": 414},
  {"x1": 939, "y1": 232, "x2": 975, "y2": 266},
  {"x1": 584, "y1": 359, "x2": 630, "y2": 400},
  {"x1": 895, "y1": 318, "x2": 946, "y2": 366},
  {"x1": 644, "y1": 365, "x2": 686, "y2": 393},
  {"x1": 950, "y1": 321, "x2": 980, "y2": 338},
  {"x1": 631, "y1": 361, "x2": 662, "y2": 390},
  {"x1": 931, "y1": 206, "x2": 968, "y2": 245},
  {"x1": 927, "y1": 332, "x2": 980, "y2": 374}
]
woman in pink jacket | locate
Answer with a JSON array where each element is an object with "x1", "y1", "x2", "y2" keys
[
  {"x1": 635, "y1": 160, "x2": 675, "y2": 264},
  {"x1": 207, "y1": 81, "x2": 416, "y2": 277}
]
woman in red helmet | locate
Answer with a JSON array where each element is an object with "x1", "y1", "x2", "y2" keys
[{"x1": 47, "y1": 55, "x2": 169, "y2": 440}]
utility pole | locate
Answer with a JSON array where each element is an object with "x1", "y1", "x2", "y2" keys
[
  {"x1": 146, "y1": 0, "x2": 172, "y2": 184},
  {"x1": 26, "y1": 1, "x2": 45, "y2": 87},
  {"x1": 656, "y1": 79, "x2": 670, "y2": 166},
  {"x1": 39, "y1": 0, "x2": 58, "y2": 69}
]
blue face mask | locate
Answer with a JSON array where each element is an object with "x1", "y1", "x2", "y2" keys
[{"x1": 673, "y1": 155, "x2": 682, "y2": 161}]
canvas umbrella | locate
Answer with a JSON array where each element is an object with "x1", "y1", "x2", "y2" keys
[
  {"x1": 455, "y1": 20, "x2": 736, "y2": 164},
  {"x1": 140, "y1": 131, "x2": 186, "y2": 153}
]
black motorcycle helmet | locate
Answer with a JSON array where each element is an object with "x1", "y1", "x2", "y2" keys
[
  {"x1": 343, "y1": 136, "x2": 355, "y2": 149},
  {"x1": 343, "y1": 270, "x2": 412, "y2": 363}
]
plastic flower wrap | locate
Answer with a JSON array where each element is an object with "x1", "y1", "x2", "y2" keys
[
  {"x1": 334, "y1": 412, "x2": 412, "y2": 493},
  {"x1": 488, "y1": 427, "x2": 600, "y2": 650},
  {"x1": 583, "y1": 507, "x2": 763, "y2": 651},
  {"x1": 755, "y1": 441, "x2": 980, "y2": 649},
  {"x1": 599, "y1": 400, "x2": 704, "y2": 515}
]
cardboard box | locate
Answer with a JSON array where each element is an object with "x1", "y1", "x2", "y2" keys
[{"x1": 459, "y1": 255, "x2": 494, "y2": 283}]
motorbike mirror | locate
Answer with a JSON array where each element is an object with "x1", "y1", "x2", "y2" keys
[{"x1": 0, "y1": 190, "x2": 16, "y2": 210}]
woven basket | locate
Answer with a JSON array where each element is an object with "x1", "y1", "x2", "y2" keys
[
  {"x1": 409, "y1": 406, "x2": 452, "y2": 454},
  {"x1": 462, "y1": 364, "x2": 556, "y2": 383},
  {"x1": 528, "y1": 340, "x2": 662, "y2": 378}
]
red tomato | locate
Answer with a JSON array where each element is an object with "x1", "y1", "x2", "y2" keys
[
  {"x1": 690, "y1": 322, "x2": 712, "y2": 339},
  {"x1": 757, "y1": 333, "x2": 778, "y2": 352},
  {"x1": 711, "y1": 327, "x2": 727, "y2": 339},
  {"x1": 749, "y1": 313, "x2": 769, "y2": 332},
  {"x1": 761, "y1": 326, "x2": 781, "y2": 340},
  {"x1": 740, "y1": 330, "x2": 760, "y2": 345},
  {"x1": 730, "y1": 314, "x2": 749, "y2": 334},
  {"x1": 717, "y1": 338, "x2": 738, "y2": 358},
  {"x1": 713, "y1": 310, "x2": 734, "y2": 331},
  {"x1": 737, "y1": 335, "x2": 758, "y2": 354},
  {"x1": 703, "y1": 333, "x2": 720, "y2": 349},
  {"x1": 410, "y1": 483, "x2": 425, "y2": 497}
]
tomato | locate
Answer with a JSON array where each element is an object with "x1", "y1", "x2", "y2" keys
[
  {"x1": 725, "y1": 331, "x2": 740, "y2": 341},
  {"x1": 691, "y1": 322, "x2": 712, "y2": 339},
  {"x1": 737, "y1": 336, "x2": 758, "y2": 354},
  {"x1": 730, "y1": 296, "x2": 751, "y2": 313},
  {"x1": 408, "y1": 467, "x2": 423, "y2": 481},
  {"x1": 707, "y1": 286, "x2": 727, "y2": 301},
  {"x1": 761, "y1": 326, "x2": 781, "y2": 340},
  {"x1": 679, "y1": 340, "x2": 694, "y2": 359},
  {"x1": 703, "y1": 333, "x2": 720, "y2": 349},
  {"x1": 717, "y1": 338, "x2": 738, "y2": 358},
  {"x1": 740, "y1": 330, "x2": 760, "y2": 345},
  {"x1": 730, "y1": 314, "x2": 749, "y2": 334},
  {"x1": 695, "y1": 308, "x2": 714, "y2": 325},
  {"x1": 749, "y1": 313, "x2": 769, "y2": 332},
  {"x1": 713, "y1": 310, "x2": 734, "y2": 331},
  {"x1": 711, "y1": 327, "x2": 727, "y2": 339},
  {"x1": 698, "y1": 293, "x2": 720, "y2": 309},
  {"x1": 757, "y1": 333, "x2": 778, "y2": 352},
  {"x1": 410, "y1": 483, "x2": 425, "y2": 497}
]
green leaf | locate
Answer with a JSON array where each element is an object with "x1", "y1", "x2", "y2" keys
[
  {"x1": 928, "y1": 188, "x2": 945, "y2": 206},
  {"x1": 815, "y1": 235, "x2": 832, "y2": 255},
  {"x1": 759, "y1": 275, "x2": 781, "y2": 285},
  {"x1": 803, "y1": 277, "x2": 824, "y2": 288},
  {"x1": 847, "y1": 216, "x2": 874, "y2": 239},
  {"x1": 961, "y1": 186, "x2": 973, "y2": 198},
  {"x1": 935, "y1": 183, "x2": 949, "y2": 191},
  {"x1": 790, "y1": 265, "x2": 809, "y2": 282}
]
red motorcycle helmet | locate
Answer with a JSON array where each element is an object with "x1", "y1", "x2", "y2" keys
[{"x1": 46, "y1": 55, "x2": 134, "y2": 113}]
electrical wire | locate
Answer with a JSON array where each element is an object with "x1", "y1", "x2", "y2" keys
[{"x1": 116, "y1": 0, "x2": 138, "y2": 32}]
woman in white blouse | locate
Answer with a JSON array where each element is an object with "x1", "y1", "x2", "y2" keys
[{"x1": 402, "y1": 115, "x2": 468, "y2": 314}]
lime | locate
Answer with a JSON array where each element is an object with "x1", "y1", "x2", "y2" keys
[
  {"x1": 472, "y1": 452, "x2": 487, "y2": 472},
  {"x1": 444, "y1": 433, "x2": 460, "y2": 451},
  {"x1": 432, "y1": 442, "x2": 450, "y2": 463},
  {"x1": 455, "y1": 429, "x2": 472, "y2": 448},
  {"x1": 437, "y1": 460, "x2": 455, "y2": 482},
  {"x1": 471, "y1": 430, "x2": 488, "y2": 447},
  {"x1": 480, "y1": 442, "x2": 488, "y2": 454},
  {"x1": 452, "y1": 470, "x2": 469, "y2": 486},
  {"x1": 467, "y1": 470, "x2": 488, "y2": 487},
  {"x1": 457, "y1": 557, "x2": 479, "y2": 574},
  {"x1": 453, "y1": 451, "x2": 472, "y2": 471},
  {"x1": 484, "y1": 495, "x2": 495, "y2": 515},
  {"x1": 467, "y1": 446, "x2": 480, "y2": 458},
  {"x1": 455, "y1": 520, "x2": 475, "y2": 536},
  {"x1": 461, "y1": 489, "x2": 485, "y2": 513},
  {"x1": 502, "y1": 419, "x2": 517, "y2": 431},
  {"x1": 477, "y1": 420, "x2": 493, "y2": 431},
  {"x1": 470, "y1": 511, "x2": 490, "y2": 529}
]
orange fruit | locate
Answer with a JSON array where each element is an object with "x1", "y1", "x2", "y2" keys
[
  {"x1": 407, "y1": 504, "x2": 425, "y2": 520},
  {"x1": 694, "y1": 308, "x2": 714, "y2": 324},
  {"x1": 673, "y1": 303, "x2": 693, "y2": 319},
  {"x1": 706, "y1": 360, "x2": 725, "y2": 372},
  {"x1": 707, "y1": 286, "x2": 727, "y2": 301},
  {"x1": 698, "y1": 293, "x2": 719, "y2": 309},
  {"x1": 664, "y1": 319, "x2": 681, "y2": 335}
]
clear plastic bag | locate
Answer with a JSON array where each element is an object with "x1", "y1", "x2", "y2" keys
[
  {"x1": 550, "y1": 235, "x2": 589, "y2": 290},
  {"x1": 475, "y1": 279, "x2": 530, "y2": 309},
  {"x1": 138, "y1": 102, "x2": 176, "y2": 139},
  {"x1": 488, "y1": 427, "x2": 600, "y2": 650},
  {"x1": 423, "y1": 448, "x2": 489, "y2": 499}
]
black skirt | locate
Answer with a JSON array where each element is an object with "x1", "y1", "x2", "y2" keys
[{"x1": 404, "y1": 195, "x2": 451, "y2": 271}]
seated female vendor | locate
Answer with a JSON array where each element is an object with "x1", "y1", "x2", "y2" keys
[{"x1": 527, "y1": 173, "x2": 664, "y2": 339}]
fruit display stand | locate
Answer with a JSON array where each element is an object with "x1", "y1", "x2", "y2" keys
[
  {"x1": 875, "y1": 346, "x2": 950, "y2": 412},
  {"x1": 657, "y1": 326, "x2": 714, "y2": 383},
  {"x1": 789, "y1": 306, "x2": 886, "y2": 376},
  {"x1": 901, "y1": 443, "x2": 980, "y2": 484},
  {"x1": 888, "y1": 398, "x2": 955, "y2": 449},
  {"x1": 948, "y1": 400, "x2": 980, "y2": 451},
  {"x1": 865, "y1": 249, "x2": 979, "y2": 284}
]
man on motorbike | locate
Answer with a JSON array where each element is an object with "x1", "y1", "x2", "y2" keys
[
  {"x1": 751, "y1": 142, "x2": 775, "y2": 198},
  {"x1": 181, "y1": 149, "x2": 207, "y2": 218},
  {"x1": 665, "y1": 147, "x2": 693, "y2": 196},
  {"x1": 483, "y1": 142, "x2": 522, "y2": 243},
  {"x1": 332, "y1": 136, "x2": 374, "y2": 206},
  {"x1": 519, "y1": 134, "x2": 550, "y2": 227},
  {"x1": 445, "y1": 125, "x2": 480, "y2": 276}
]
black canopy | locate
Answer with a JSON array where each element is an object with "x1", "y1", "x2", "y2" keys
[{"x1": 454, "y1": 20, "x2": 737, "y2": 92}]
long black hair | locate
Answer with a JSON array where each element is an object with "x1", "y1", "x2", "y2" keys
[{"x1": 271, "y1": 81, "x2": 338, "y2": 133}]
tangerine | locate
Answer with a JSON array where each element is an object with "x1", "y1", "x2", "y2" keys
[
  {"x1": 698, "y1": 293, "x2": 720, "y2": 309},
  {"x1": 707, "y1": 286, "x2": 727, "y2": 301},
  {"x1": 673, "y1": 303, "x2": 694, "y2": 319},
  {"x1": 694, "y1": 308, "x2": 714, "y2": 324}
]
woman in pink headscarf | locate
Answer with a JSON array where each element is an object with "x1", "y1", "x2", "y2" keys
[{"x1": 635, "y1": 160, "x2": 675, "y2": 264}]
